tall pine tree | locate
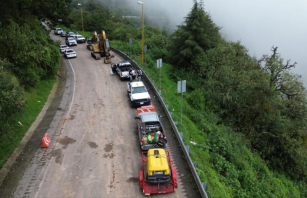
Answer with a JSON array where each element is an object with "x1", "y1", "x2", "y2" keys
[{"x1": 169, "y1": 0, "x2": 220, "y2": 70}]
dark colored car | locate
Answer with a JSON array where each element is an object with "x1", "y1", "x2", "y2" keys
[
  {"x1": 61, "y1": 31, "x2": 67, "y2": 37},
  {"x1": 67, "y1": 32, "x2": 77, "y2": 37}
]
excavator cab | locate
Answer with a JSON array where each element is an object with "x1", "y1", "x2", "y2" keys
[{"x1": 87, "y1": 31, "x2": 98, "y2": 44}]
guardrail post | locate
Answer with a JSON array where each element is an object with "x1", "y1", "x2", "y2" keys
[
  {"x1": 179, "y1": 132, "x2": 183, "y2": 139},
  {"x1": 185, "y1": 145, "x2": 190, "y2": 154},
  {"x1": 202, "y1": 182, "x2": 208, "y2": 190},
  {"x1": 193, "y1": 162, "x2": 198, "y2": 167}
]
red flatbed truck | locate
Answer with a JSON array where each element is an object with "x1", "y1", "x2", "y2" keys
[{"x1": 139, "y1": 148, "x2": 177, "y2": 196}]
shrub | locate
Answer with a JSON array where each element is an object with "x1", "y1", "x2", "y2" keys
[{"x1": 0, "y1": 63, "x2": 26, "y2": 133}]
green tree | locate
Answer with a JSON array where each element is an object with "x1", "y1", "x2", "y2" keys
[
  {"x1": 0, "y1": 19, "x2": 59, "y2": 88},
  {"x1": 0, "y1": 0, "x2": 72, "y2": 25},
  {"x1": 168, "y1": 0, "x2": 221, "y2": 70},
  {"x1": 252, "y1": 47, "x2": 307, "y2": 181}
]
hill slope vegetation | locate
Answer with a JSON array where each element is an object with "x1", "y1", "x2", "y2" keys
[{"x1": 0, "y1": 0, "x2": 306, "y2": 197}]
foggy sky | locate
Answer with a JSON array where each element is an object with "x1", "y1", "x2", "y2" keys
[
  {"x1": 119, "y1": 0, "x2": 307, "y2": 87},
  {"x1": 205, "y1": 0, "x2": 307, "y2": 87}
]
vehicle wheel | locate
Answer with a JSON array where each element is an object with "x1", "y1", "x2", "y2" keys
[{"x1": 111, "y1": 64, "x2": 116, "y2": 73}]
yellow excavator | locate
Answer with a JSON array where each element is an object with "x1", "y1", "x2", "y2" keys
[{"x1": 87, "y1": 30, "x2": 114, "y2": 64}]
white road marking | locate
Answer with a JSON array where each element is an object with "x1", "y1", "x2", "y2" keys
[{"x1": 34, "y1": 59, "x2": 76, "y2": 198}]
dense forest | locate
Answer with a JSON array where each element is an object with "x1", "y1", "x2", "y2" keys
[
  {"x1": 0, "y1": 0, "x2": 306, "y2": 197},
  {"x1": 0, "y1": 0, "x2": 72, "y2": 131}
]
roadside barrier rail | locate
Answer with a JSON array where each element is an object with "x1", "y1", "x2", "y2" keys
[{"x1": 111, "y1": 47, "x2": 209, "y2": 198}]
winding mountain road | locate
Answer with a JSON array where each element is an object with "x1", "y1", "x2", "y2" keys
[{"x1": 0, "y1": 33, "x2": 199, "y2": 198}]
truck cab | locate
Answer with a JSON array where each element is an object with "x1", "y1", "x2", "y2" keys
[{"x1": 127, "y1": 81, "x2": 150, "y2": 107}]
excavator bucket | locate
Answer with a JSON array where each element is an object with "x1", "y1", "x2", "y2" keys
[{"x1": 104, "y1": 57, "x2": 111, "y2": 64}]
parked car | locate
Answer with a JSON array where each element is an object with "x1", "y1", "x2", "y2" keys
[
  {"x1": 64, "y1": 49, "x2": 77, "y2": 59},
  {"x1": 127, "y1": 81, "x2": 151, "y2": 107},
  {"x1": 65, "y1": 37, "x2": 77, "y2": 46},
  {"x1": 74, "y1": 34, "x2": 86, "y2": 43},
  {"x1": 61, "y1": 31, "x2": 67, "y2": 37},
  {"x1": 67, "y1": 32, "x2": 77, "y2": 37},
  {"x1": 54, "y1": 28, "x2": 63, "y2": 35},
  {"x1": 59, "y1": 44, "x2": 69, "y2": 53}
]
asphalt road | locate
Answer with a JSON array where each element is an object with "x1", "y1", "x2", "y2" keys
[{"x1": 1, "y1": 33, "x2": 199, "y2": 198}]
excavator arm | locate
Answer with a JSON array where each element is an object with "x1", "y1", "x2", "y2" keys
[{"x1": 99, "y1": 30, "x2": 113, "y2": 64}]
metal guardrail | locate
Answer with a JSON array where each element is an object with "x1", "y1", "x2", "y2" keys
[{"x1": 111, "y1": 47, "x2": 209, "y2": 198}]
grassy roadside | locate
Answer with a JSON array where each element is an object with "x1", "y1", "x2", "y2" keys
[{"x1": 0, "y1": 77, "x2": 56, "y2": 168}]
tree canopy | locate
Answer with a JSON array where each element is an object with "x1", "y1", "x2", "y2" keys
[
  {"x1": 0, "y1": 0, "x2": 61, "y2": 135},
  {"x1": 168, "y1": 0, "x2": 221, "y2": 70}
]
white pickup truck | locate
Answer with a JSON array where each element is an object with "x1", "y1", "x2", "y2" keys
[
  {"x1": 111, "y1": 60, "x2": 136, "y2": 80},
  {"x1": 127, "y1": 81, "x2": 151, "y2": 107}
]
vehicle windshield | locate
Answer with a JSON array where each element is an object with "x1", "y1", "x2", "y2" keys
[
  {"x1": 66, "y1": 50, "x2": 74, "y2": 53},
  {"x1": 68, "y1": 38, "x2": 75, "y2": 41},
  {"x1": 77, "y1": 36, "x2": 83, "y2": 38},
  {"x1": 131, "y1": 86, "x2": 147, "y2": 94}
]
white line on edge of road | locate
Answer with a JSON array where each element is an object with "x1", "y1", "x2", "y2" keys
[{"x1": 34, "y1": 59, "x2": 76, "y2": 198}]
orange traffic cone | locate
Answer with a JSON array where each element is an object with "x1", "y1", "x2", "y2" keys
[{"x1": 41, "y1": 133, "x2": 51, "y2": 148}]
